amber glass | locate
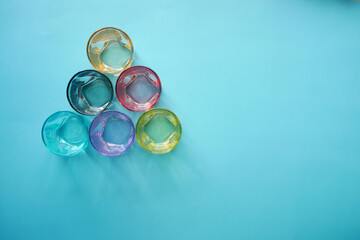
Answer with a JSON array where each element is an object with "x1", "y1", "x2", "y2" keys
[{"x1": 87, "y1": 27, "x2": 134, "y2": 75}]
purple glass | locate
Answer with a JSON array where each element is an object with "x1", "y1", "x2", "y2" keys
[{"x1": 89, "y1": 111, "x2": 135, "y2": 156}]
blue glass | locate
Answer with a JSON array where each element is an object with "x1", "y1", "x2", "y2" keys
[
  {"x1": 42, "y1": 111, "x2": 89, "y2": 156},
  {"x1": 67, "y1": 70, "x2": 113, "y2": 115}
]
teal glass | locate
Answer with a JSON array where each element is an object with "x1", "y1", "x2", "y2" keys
[{"x1": 42, "y1": 111, "x2": 89, "y2": 156}]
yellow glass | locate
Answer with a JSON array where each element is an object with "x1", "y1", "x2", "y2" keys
[
  {"x1": 87, "y1": 27, "x2": 134, "y2": 75},
  {"x1": 136, "y1": 108, "x2": 182, "y2": 154}
]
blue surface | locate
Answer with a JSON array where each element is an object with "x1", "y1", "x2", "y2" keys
[{"x1": 1, "y1": 0, "x2": 360, "y2": 239}]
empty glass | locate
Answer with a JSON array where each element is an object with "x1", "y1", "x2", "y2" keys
[
  {"x1": 89, "y1": 111, "x2": 135, "y2": 156},
  {"x1": 116, "y1": 66, "x2": 161, "y2": 112},
  {"x1": 42, "y1": 111, "x2": 89, "y2": 156},
  {"x1": 87, "y1": 27, "x2": 134, "y2": 75},
  {"x1": 67, "y1": 70, "x2": 113, "y2": 116},
  {"x1": 136, "y1": 108, "x2": 181, "y2": 154}
]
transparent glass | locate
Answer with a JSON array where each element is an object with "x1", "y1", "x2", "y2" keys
[
  {"x1": 67, "y1": 70, "x2": 113, "y2": 116},
  {"x1": 136, "y1": 108, "x2": 181, "y2": 154},
  {"x1": 42, "y1": 111, "x2": 88, "y2": 156},
  {"x1": 89, "y1": 111, "x2": 135, "y2": 157},
  {"x1": 87, "y1": 27, "x2": 134, "y2": 75},
  {"x1": 116, "y1": 66, "x2": 161, "y2": 112}
]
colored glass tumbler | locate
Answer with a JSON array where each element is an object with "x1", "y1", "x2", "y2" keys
[
  {"x1": 42, "y1": 111, "x2": 89, "y2": 156},
  {"x1": 87, "y1": 27, "x2": 134, "y2": 75},
  {"x1": 89, "y1": 111, "x2": 135, "y2": 156},
  {"x1": 116, "y1": 66, "x2": 161, "y2": 112},
  {"x1": 67, "y1": 70, "x2": 113, "y2": 116},
  {"x1": 136, "y1": 108, "x2": 181, "y2": 154}
]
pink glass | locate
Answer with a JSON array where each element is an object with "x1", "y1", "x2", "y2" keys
[{"x1": 116, "y1": 66, "x2": 161, "y2": 112}]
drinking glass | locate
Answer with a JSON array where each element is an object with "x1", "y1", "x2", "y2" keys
[
  {"x1": 136, "y1": 108, "x2": 181, "y2": 154},
  {"x1": 67, "y1": 70, "x2": 113, "y2": 115},
  {"x1": 87, "y1": 27, "x2": 134, "y2": 75},
  {"x1": 42, "y1": 111, "x2": 89, "y2": 156},
  {"x1": 116, "y1": 66, "x2": 161, "y2": 112},
  {"x1": 89, "y1": 111, "x2": 135, "y2": 156}
]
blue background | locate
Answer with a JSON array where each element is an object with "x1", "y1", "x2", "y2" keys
[{"x1": 1, "y1": 0, "x2": 360, "y2": 239}]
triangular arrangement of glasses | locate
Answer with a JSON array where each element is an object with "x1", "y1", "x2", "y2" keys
[{"x1": 42, "y1": 27, "x2": 182, "y2": 157}]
